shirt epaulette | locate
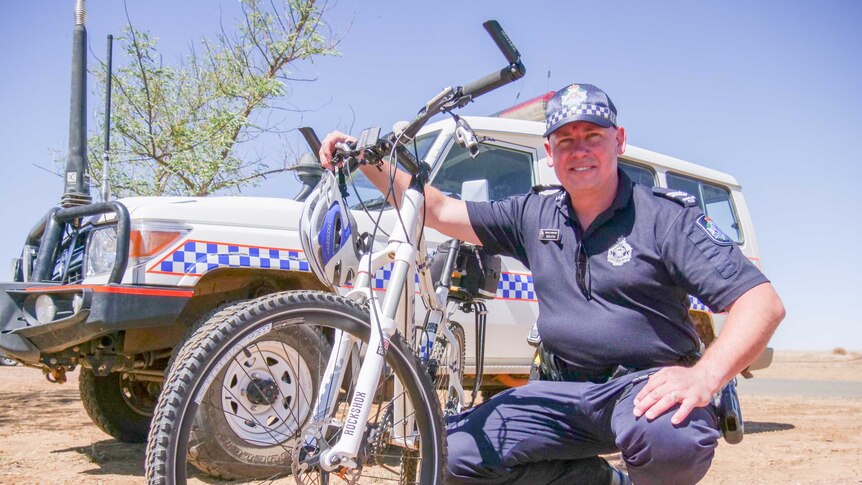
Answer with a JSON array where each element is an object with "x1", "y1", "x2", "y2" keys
[
  {"x1": 652, "y1": 187, "x2": 698, "y2": 207},
  {"x1": 531, "y1": 184, "x2": 564, "y2": 196}
]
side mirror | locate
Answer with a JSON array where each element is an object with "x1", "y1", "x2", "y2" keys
[{"x1": 460, "y1": 179, "x2": 490, "y2": 202}]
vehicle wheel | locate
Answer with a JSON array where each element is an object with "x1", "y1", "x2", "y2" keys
[
  {"x1": 146, "y1": 297, "x2": 323, "y2": 481},
  {"x1": 145, "y1": 290, "x2": 445, "y2": 485},
  {"x1": 79, "y1": 369, "x2": 155, "y2": 443},
  {"x1": 289, "y1": 292, "x2": 445, "y2": 485}
]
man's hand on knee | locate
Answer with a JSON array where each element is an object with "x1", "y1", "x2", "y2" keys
[{"x1": 632, "y1": 366, "x2": 716, "y2": 424}]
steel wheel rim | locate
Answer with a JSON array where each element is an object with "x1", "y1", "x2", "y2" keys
[{"x1": 219, "y1": 339, "x2": 314, "y2": 445}]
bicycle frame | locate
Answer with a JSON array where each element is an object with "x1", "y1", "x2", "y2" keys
[
  {"x1": 309, "y1": 180, "x2": 465, "y2": 471},
  {"x1": 297, "y1": 18, "x2": 524, "y2": 474}
]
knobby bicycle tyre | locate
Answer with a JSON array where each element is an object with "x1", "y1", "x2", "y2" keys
[{"x1": 145, "y1": 290, "x2": 446, "y2": 484}]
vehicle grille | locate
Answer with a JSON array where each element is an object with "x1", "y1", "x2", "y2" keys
[{"x1": 51, "y1": 226, "x2": 89, "y2": 284}]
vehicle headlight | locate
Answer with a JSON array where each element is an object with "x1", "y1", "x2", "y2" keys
[
  {"x1": 85, "y1": 222, "x2": 188, "y2": 278},
  {"x1": 85, "y1": 225, "x2": 118, "y2": 277}
]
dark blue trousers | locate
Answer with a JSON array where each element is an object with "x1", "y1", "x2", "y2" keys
[{"x1": 446, "y1": 369, "x2": 720, "y2": 484}]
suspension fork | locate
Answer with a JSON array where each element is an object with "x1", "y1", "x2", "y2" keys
[{"x1": 316, "y1": 188, "x2": 426, "y2": 470}]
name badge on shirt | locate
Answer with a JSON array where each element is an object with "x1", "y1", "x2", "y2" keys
[{"x1": 539, "y1": 229, "x2": 561, "y2": 242}]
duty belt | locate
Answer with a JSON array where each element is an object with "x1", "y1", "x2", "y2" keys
[{"x1": 529, "y1": 343, "x2": 701, "y2": 384}]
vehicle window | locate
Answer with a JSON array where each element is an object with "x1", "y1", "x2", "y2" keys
[
  {"x1": 432, "y1": 141, "x2": 533, "y2": 201},
  {"x1": 619, "y1": 160, "x2": 655, "y2": 186},
  {"x1": 700, "y1": 183, "x2": 741, "y2": 242},
  {"x1": 348, "y1": 131, "x2": 440, "y2": 210},
  {"x1": 666, "y1": 172, "x2": 742, "y2": 242}
]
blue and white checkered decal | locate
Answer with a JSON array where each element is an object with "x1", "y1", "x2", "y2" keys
[
  {"x1": 151, "y1": 240, "x2": 308, "y2": 276},
  {"x1": 546, "y1": 103, "x2": 617, "y2": 130},
  {"x1": 150, "y1": 240, "x2": 712, "y2": 311},
  {"x1": 360, "y1": 263, "x2": 399, "y2": 291},
  {"x1": 497, "y1": 272, "x2": 536, "y2": 301},
  {"x1": 688, "y1": 295, "x2": 710, "y2": 312},
  {"x1": 347, "y1": 263, "x2": 423, "y2": 291}
]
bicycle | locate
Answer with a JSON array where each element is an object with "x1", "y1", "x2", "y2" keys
[{"x1": 145, "y1": 19, "x2": 525, "y2": 484}]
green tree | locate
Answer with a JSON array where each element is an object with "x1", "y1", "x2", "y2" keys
[{"x1": 88, "y1": 0, "x2": 338, "y2": 197}]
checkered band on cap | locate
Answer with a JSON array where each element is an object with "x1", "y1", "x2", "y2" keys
[
  {"x1": 543, "y1": 83, "x2": 618, "y2": 136},
  {"x1": 545, "y1": 104, "x2": 617, "y2": 132}
]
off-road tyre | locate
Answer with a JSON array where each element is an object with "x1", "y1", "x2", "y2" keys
[
  {"x1": 146, "y1": 290, "x2": 446, "y2": 484},
  {"x1": 145, "y1": 297, "x2": 323, "y2": 481},
  {"x1": 79, "y1": 369, "x2": 155, "y2": 443}
]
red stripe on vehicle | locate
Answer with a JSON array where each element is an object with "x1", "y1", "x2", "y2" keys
[{"x1": 25, "y1": 285, "x2": 193, "y2": 298}]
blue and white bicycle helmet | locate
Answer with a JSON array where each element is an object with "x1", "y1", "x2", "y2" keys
[{"x1": 299, "y1": 171, "x2": 361, "y2": 288}]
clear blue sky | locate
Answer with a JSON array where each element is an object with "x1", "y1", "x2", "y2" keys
[{"x1": 1, "y1": 1, "x2": 859, "y2": 350}]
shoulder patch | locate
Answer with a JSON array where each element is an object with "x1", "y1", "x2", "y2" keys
[
  {"x1": 695, "y1": 214, "x2": 733, "y2": 246},
  {"x1": 652, "y1": 187, "x2": 698, "y2": 207},
  {"x1": 531, "y1": 184, "x2": 564, "y2": 196}
]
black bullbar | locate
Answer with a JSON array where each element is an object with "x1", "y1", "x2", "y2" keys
[{"x1": 0, "y1": 282, "x2": 193, "y2": 365}]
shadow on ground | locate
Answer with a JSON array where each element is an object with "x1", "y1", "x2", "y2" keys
[
  {"x1": 744, "y1": 421, "x2": 795, "y2": 434},
  {"x1": 0, "y1": 389, "x2": 81, "y2": 427},
  {"x1": 54, "y1": 440, "x2": 146, "y2": 477}
]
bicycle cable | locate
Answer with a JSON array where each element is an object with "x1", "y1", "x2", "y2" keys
[
  {"x1": 366, "y1": 130, "x2": 428, "y2": 362},
  {"x1": 346, "y1": 163, "x2": 391, "y2": 239}
]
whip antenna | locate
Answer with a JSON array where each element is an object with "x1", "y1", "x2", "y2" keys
[{"x1": 101, "y1": 34, "x2": 113, "y2": 202}]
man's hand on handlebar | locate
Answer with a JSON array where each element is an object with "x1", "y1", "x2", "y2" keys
[{"x1": 319, "y1": 131, "x2": 358, "y2": 171}]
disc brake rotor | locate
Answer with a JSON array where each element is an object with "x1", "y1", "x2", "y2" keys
[{"x1": 292, "y1": 418, "x2": 345, "y2": 485}]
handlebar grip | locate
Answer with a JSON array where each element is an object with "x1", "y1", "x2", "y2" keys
[
  {"x1": 299, "y1": 126, "x2": 322, "y2": 162},
  {"x1": 483, "y1": 20, "x2": 520, "y2": 64},
  {"x1": 461, "y1": 63, "x2": 526, "y2": 100}
]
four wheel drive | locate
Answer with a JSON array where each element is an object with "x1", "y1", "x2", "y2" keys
[{"x1": 1, "y1": 2, "x2": 772, "y2": 480}]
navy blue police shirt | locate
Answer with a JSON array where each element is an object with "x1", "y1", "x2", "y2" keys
[{"x1": 465, "y1": 169, "x2": 769, "y2": 376}]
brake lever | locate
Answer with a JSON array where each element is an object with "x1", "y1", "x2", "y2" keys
[
  {"x1": 333, "y1": 126, "x2": 387, "y2": 172},
  {"x1": 453, "y1": 115, "x2": 480, "y2": 158},
  {"x1": 332, "y1": 142, "x2": 357, "y2": 171}
]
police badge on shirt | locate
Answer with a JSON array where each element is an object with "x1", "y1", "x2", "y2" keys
[
  {"x1": 686, "y1": 213, "x2": 739, "y2": 279},
  {"x1": 695, "y1": 215, "x2": 733, "y2": 246},
  {"x1": 607, "y1": 237, "x2": 632, "y2": 266}
]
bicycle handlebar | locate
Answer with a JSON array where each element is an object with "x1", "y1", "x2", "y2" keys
[
  {"x1": 483, "y1": 20, "x2": 521, "y2": 65},
  {"x1": 460, "y1": 63, "x2": 525, "y2": 102},
  {"x1": 461, "y1": 20, "x2": 525, "y2": 100},
  {"x1": 395, "y1": 20, "x2": 525, "y2": 171},
  {"x1": 331, "y1": 20, "x2": 525, "y2": 177}
]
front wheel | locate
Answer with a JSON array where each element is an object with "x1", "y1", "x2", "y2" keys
[
  {"x1": 79, "y1": 369, "x2": 155, "y2": 443},
  {"x1": 146, "y1": 291, "x2": 445, "y2": 484}
]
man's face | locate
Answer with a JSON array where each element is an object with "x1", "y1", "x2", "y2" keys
[{"x1": 544, "y1": 121, "x2": 627, "y2": 197}]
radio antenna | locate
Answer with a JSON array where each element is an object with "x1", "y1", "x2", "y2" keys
[{"x1": 101, "y1": 34, "x2": 113, "y2": 202}]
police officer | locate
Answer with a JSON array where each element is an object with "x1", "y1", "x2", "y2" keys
[{"x1": 319, "y1": 83, "x2": 785, "y2": 484}]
